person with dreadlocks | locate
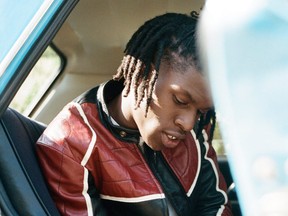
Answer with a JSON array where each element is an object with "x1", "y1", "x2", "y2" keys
[{"x1": 36, "y1": 12, "x2": 232, "y2": 216}]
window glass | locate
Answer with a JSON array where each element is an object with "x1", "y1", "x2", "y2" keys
[
  {"x1": 10, "y1": 46, "x2": 62, "y2": 115},
  {"x1": 0, "y1": 0, "x2": 63, "y2": 79},
  {"x1": 0, "y1": 0, "x2": 45, "y2": 77},
  {"x1": 212, "y1": 121, "x2": 226, "y2": 155}
]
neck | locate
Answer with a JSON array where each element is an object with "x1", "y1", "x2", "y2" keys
[{"x1": 107, "y1": 92, "x2": 137, "y2": 129}]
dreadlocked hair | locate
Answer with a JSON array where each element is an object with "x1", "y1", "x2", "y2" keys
[
  {"x1": 113, "y1": 11, "x2": 216, "y2": 136},
  {"x1": 197, "y1": 109, "x2": 217, "y2": 142}
]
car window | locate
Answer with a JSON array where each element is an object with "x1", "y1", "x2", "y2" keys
[
  {"x1": 0, "y1": 0, "x2": 46, "y2": 77},
  {"x1": 212, "y1": 121, "x2": 226, "y2": 155},
  {"x1": 10, "y1": 45, "x2": 63, "y2": 116},
  {"x1": 0, "y1": 0, "x2": 77, "y2": 117},
  {"x1": 0, "y1": 0, "x2": 63, "y2": 78}
]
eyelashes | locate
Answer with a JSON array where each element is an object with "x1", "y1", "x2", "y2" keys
[
  {"x1": 172, "y1": 94, "x2": 212, "y2": 117},
  {"x1": 173, "y1": 95, "x2": 188, "y2": 106}
]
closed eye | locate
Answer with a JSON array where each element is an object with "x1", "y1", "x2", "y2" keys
[{"x1": 173, "y1": 95, "x2": 188, "y2": 106}]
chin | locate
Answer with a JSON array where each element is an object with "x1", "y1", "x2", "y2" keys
[
  {"x1": 146, "y1": 143, "x2": 164, "y2": 151},
  {"x1": 142, "y1": 134, "x2": 164, "y2": 151}
]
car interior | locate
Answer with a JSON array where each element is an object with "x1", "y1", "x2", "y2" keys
[{"x1": 0, "y1": 1, "x2": 242, "y2": 215}]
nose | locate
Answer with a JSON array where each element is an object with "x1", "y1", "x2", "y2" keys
[{"x1": 174, "y1": 110, "x2": 198, "y2": 132}]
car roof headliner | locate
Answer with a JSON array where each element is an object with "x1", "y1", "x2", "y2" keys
[{"x1": 53, "y1": 0, "x2": 204, "y2": 76}]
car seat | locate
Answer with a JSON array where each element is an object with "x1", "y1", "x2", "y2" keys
[{"x1": 0, "y1": 108, "x2": 60, "y2": 216}]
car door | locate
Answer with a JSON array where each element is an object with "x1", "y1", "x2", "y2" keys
[
  {"x1": 0, "y1": 0, "x2": 78, "y2": 215},
  {"x1": 0, "y1": 0, "x2": 78, "y2": 115}
]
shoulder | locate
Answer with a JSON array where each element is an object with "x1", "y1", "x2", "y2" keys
[{"x1": 37, "y1": 101, "x2": 99, "y2": 161}]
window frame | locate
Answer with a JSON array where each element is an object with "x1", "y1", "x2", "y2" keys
[
  {"x1": 25, "y1": 43, "x2": 67, "y2": 117},
  {"x1": 0, "y1": 0, "x2": 78, "y2": 117}
]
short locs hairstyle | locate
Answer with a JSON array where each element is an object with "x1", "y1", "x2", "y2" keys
[
  {"x1": 113, "y1": 11, "x2": 216, "y2": 140},
  {"x1": 114, "y1": 12, "x2": 199, "y2": 112}
]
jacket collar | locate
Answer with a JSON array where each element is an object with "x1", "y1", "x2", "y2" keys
[{"x1": 97, "y1": 80, "x2": 140, "y2": 143}]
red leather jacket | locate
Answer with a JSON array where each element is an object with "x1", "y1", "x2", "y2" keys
[{"x1": 36, "y1": 80, "x2": 232, "y2": 216}]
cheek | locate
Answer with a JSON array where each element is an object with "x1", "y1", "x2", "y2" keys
[
  {"x1": 138, "y1": 118, "x2": 162, "y2": 149},
  {"x1": 150, "y1": 90, "x2": 172, "y2": 115},
  {"x1": 137, "y1": 106, "x2": 163, "y2": 142},
  {"x1": 142, "y1": 111, "x2": 161, "y2": 135},
  {"x1": 132, "y1": 101, "x2": 159, "y2": 132},
  {"x1": 147, "y1": 92, "x2": 177, "y2": 128}
]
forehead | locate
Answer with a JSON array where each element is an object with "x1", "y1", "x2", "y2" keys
[
  {"x1": 156, "y1": 60, "x2": 213, "y2": 107},
  {"x1": 162, "y1": 51, "x2": 200, "y2": 74}
]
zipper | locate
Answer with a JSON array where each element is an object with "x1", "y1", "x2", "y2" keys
[
  {"x1": 136, "y1": 142, "x2": 169, "y2": 216},
  {"x1": 157, "y1": 152, "x2": 192, "y2": 216},
  {"x1": 138, "y1": 142, "x2": 192, "y2": 215}
]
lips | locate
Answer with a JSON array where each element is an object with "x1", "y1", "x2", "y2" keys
[{"x1": 161, "y1": 131, "x2": 186, "y2": 148}]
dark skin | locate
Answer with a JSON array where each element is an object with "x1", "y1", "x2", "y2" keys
[{"x1": 108, "y1": 54, "x2": 213, "y2": 151}]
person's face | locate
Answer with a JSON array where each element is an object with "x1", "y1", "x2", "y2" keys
[{"x1": 131, "y1": 58, "x2": 213, "y2": 151}]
